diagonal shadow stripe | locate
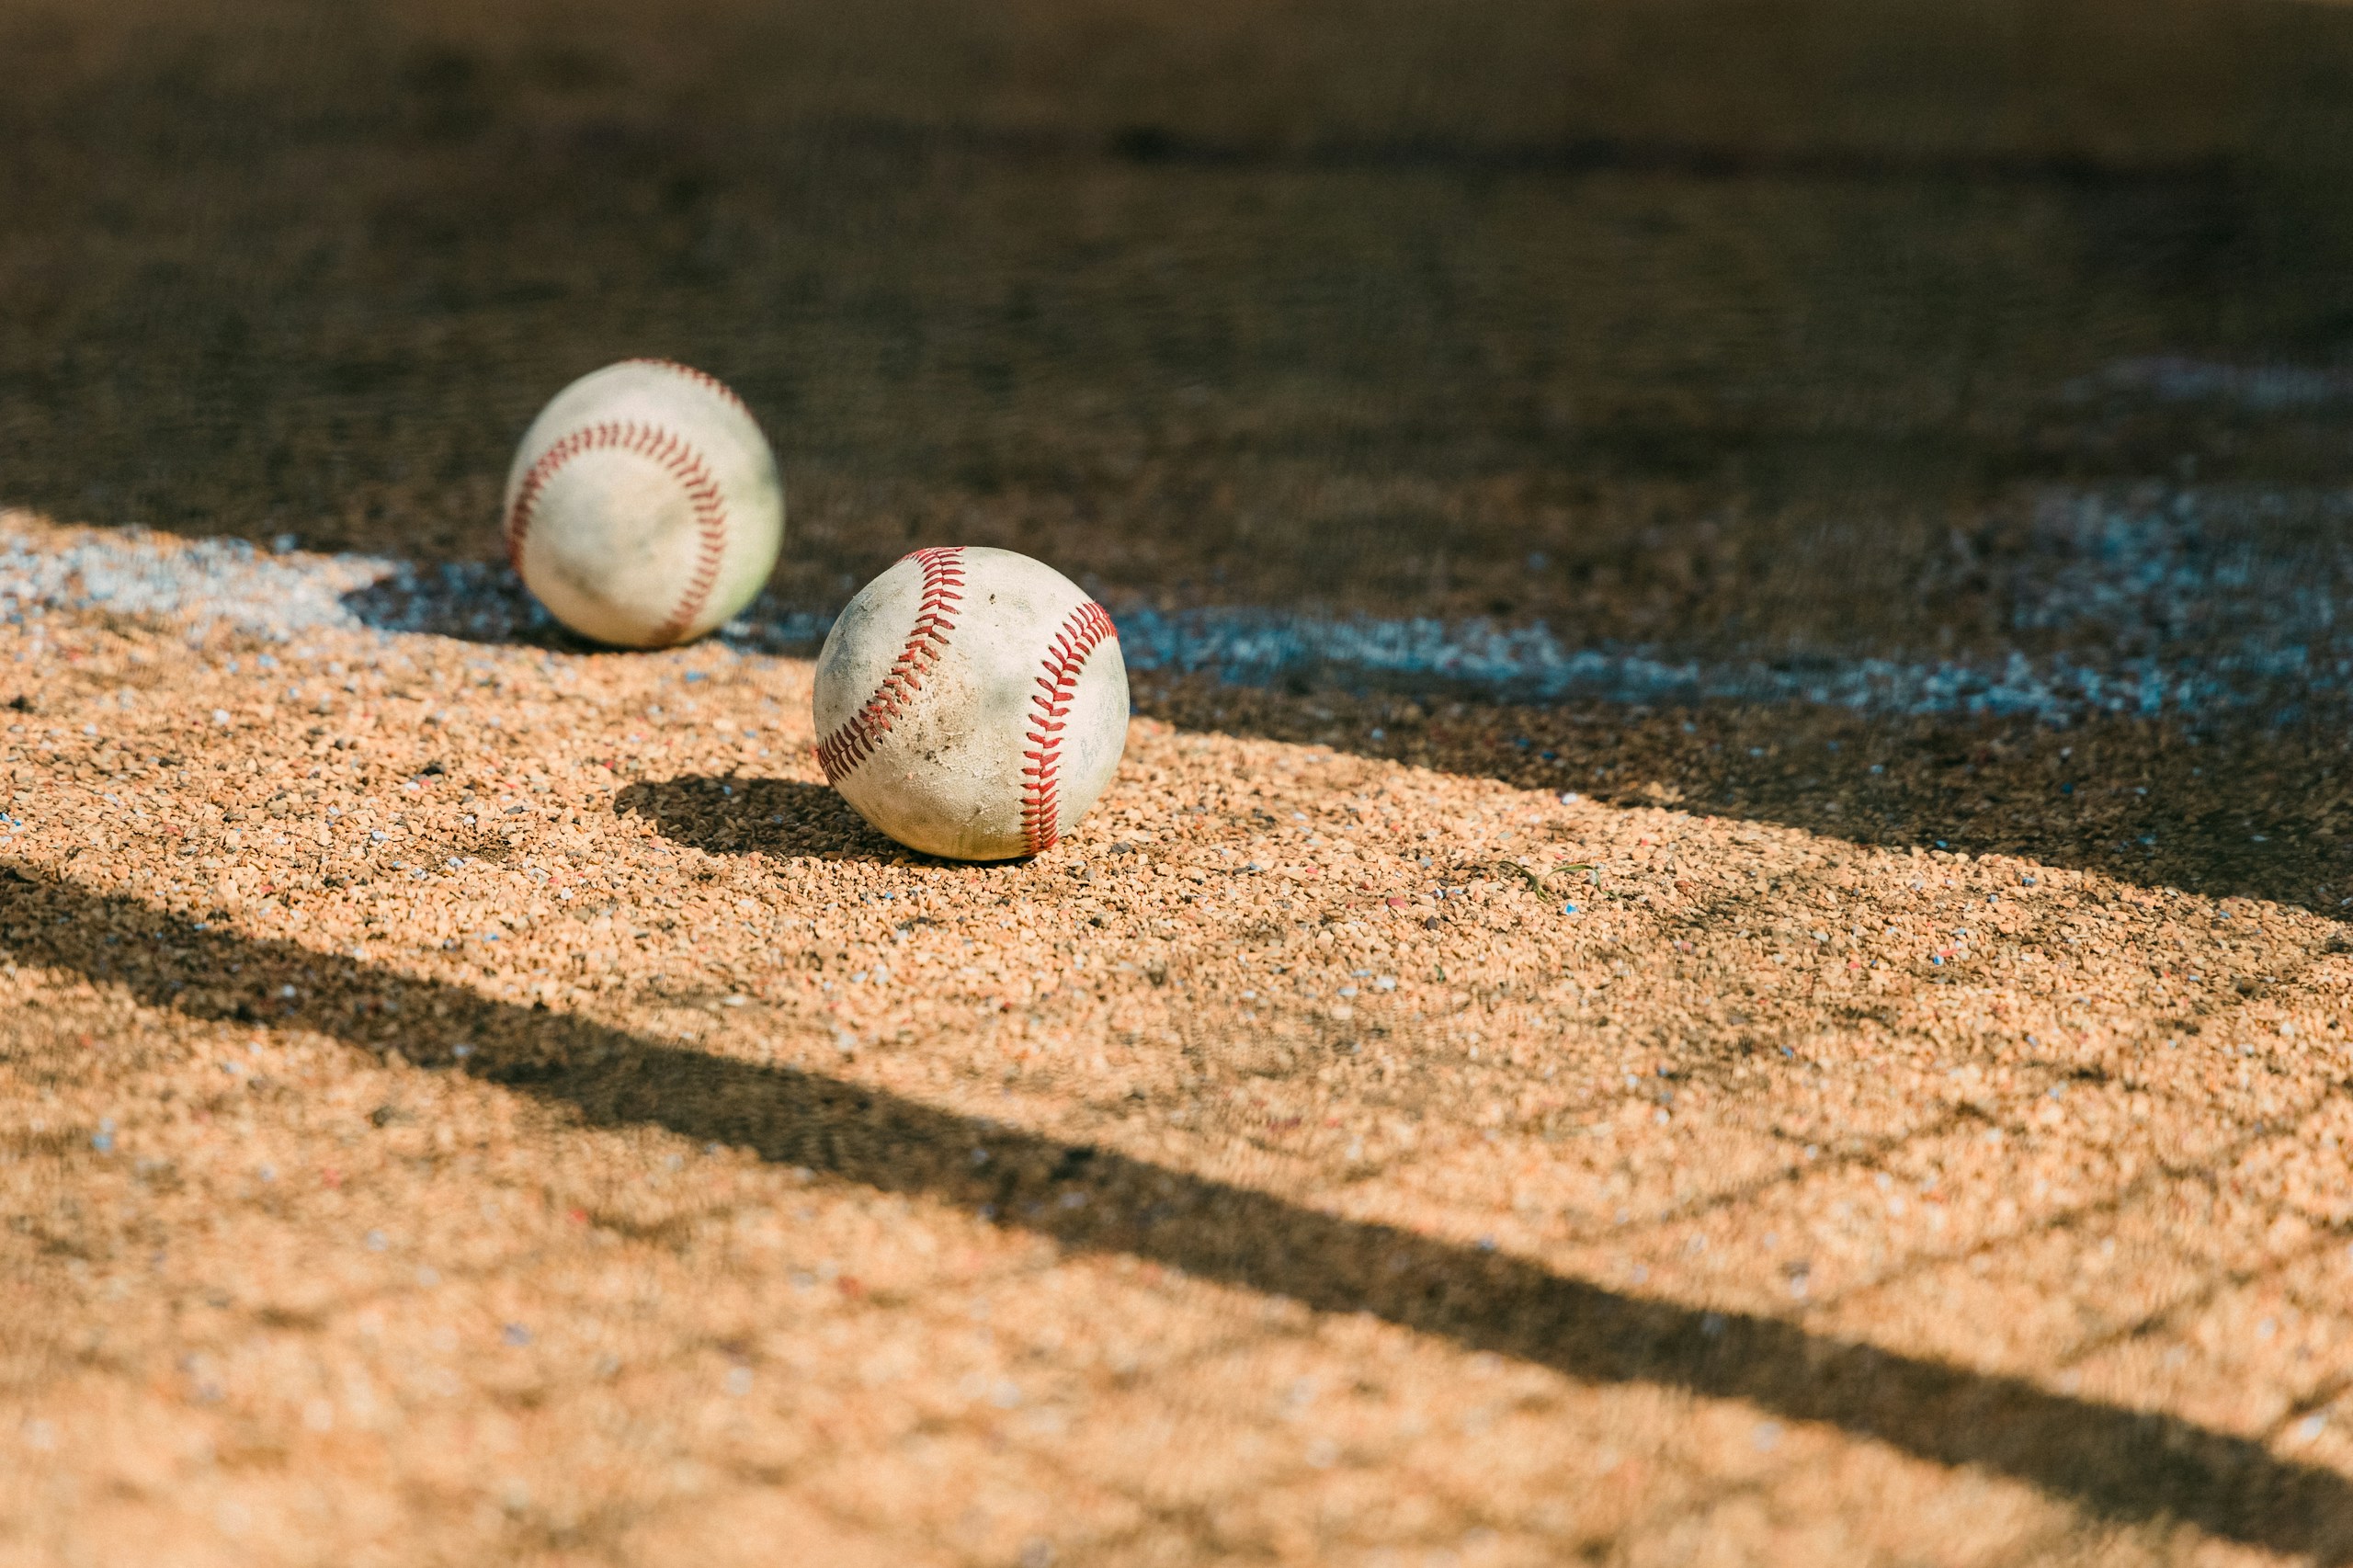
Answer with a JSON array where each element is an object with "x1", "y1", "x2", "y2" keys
[{"x1": 5, "y1": 864, "x2": 2350, "y2": 1561}]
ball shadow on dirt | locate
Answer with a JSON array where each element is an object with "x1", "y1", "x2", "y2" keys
[
  {"x1": 339, "y1": 569, "x2": 612, "y2": 652},
  {"x1": 613, "y1": 775, "x2": 919, "y2": 865}
]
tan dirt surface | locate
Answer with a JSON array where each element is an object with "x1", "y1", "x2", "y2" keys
[
  {"x1": 6, "y1": 1, "x2": 2353, "y2": 1563},
  {"x1": 4, "y1": 517, "x2": 2353, "y2": 1564}
]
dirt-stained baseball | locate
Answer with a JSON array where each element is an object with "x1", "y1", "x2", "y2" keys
[
  {"x1": 814, "y1": 546, "x2": 1129, "y2": 861},
  {"x1": 503, "y1": 359, "x2": 784, "y2": 648}
]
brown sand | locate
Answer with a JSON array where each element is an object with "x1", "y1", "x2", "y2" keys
[{"x1": 2, "y1": 519, "x2": 2352, "y2": 1563}]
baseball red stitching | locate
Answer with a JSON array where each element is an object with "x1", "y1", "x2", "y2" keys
[
  {"x1": 626, "y1": 362, "x2": 749, "y2": 642},
  {"x1": 1019, "y1": 599, "x2": 1119, "y2": 855},
  {"x1": 623, "y1": 358, "x2": 753, "y2": 418},
  {"x1": 651, "y1": 470, "x2": 733, "y2": 645},
  {"x1": 503, "y1": 420, "x2": 732, "y2": 647},
  {"x1": 815, "y1": 548, "x2": 968, "y2": 784}
]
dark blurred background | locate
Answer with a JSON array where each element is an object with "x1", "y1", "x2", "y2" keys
[{"x1": 2, "y1": 0, "x2": 2350, "y2": 667}]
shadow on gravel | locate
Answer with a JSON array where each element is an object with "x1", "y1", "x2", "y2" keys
[
  {"x1": 338, "y1": 566, "x2": 580, "y2": 651},
  {"x1": 337, "y1": 567, "x2": 834, "y2": 656},
  {"x1": 7, "y1": 862, "x2": 2352, "y2": 1561},
  {"x1": 610, "y1": 777, "x2": 917, "y2": 865},
  {"x1": 601, "y1": 684, "x2": 2353, "y2": 924},
  {"x1": 1131, "y1": 673, "x2": 2353, "y2": 920}
]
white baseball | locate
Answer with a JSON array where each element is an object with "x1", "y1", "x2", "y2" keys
[
  {"x1": 503, "y1": 359, "x2": 784, "y2": 648},
  {"x1": 814, "y1": 547, "x2": 1129, "y2": 861}
]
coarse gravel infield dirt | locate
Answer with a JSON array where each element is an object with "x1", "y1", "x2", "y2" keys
[{"x1": 9, "y1": 1, "x2": 2353, "y2": 1564}]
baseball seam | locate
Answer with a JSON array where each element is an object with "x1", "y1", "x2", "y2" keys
[
  {"x1": 622, "y1": 358, "x2": 754, "y2": 418},
  {"x1": 1019, "y1": 599, "x2": 1119, "y2": 856},
  {"x1": 503, "y1": 420, "x2": 732, "y2": 646},
  {"x1": 815, "y1": 547, "x2": 968, "y2": 784}
]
